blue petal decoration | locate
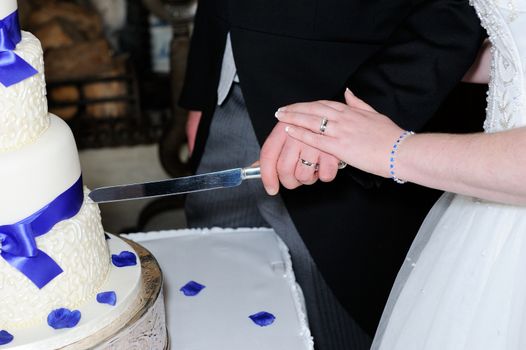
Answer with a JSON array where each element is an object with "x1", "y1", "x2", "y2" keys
[
  {"x1": 180, "y1": 281, "x2": 206, "y2": 296},
  {"x1": 249, "y1": 312, "x2": 276, "y2": 327},
  {"x1": 97, "y1": 291, "x2": 117, "y2": 306},
  {"x1": 47, "y1": 308, "x2": 81, "y2": 329},
  {"x1": 111, "y1": 251, "x2": 137, "y2": 267},
  {"x1": 0, "y1": 330, "x2": 13, "y2": 345}
]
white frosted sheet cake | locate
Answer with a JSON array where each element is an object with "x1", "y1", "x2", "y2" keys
[{"x1": 125, "y1": 228, "x2": 314, "y2": 350}]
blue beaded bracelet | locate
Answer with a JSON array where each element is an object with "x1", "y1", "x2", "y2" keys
[{"x1": 389, "y1": 130, "x2": 414, "y2": 184}]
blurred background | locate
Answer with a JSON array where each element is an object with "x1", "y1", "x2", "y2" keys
[{"x1": 17, "y1": 0, "x2": 197, "y2": 233}]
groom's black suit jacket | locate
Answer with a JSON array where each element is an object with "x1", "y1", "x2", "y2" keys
[{"x1": 180, "y1": 0, "x2": 485, "y2": 335}]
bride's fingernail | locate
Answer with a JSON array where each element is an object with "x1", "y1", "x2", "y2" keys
[
  {"x1": 345, "y1": 88, "x2": 354, "y2": 95},
  {"x1": 275, "y1": 111, "x2": 281, "y2": 119},
  {"x1": 285, "y1": 126, "x2": 294, "y2": 134}
]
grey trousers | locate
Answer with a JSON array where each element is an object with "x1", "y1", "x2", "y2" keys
[{"x1": 185, "y1": 84, "x2": 371, "y2": 350}]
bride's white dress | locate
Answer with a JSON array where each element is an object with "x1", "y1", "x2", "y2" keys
[{"x1": 372, "y1": 0, "x2": 526, "y2": 349}]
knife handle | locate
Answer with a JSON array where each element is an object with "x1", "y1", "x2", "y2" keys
[{"x1": 241, "y1": 166, "x2": 261, "y2": 180}]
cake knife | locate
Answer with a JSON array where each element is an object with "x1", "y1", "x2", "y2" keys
[{"x1": 88, "y1": 166, "x2": 261, "y2": 203}]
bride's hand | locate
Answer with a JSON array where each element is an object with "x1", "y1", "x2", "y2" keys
[{"x1": 275, "y1": 89, "x2": 405, "y2": 179}]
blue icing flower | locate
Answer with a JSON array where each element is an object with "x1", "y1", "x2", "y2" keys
[
  {"x1": 97, "y1": 291, "x2": 117, "y2": 306},
  {"x1": 111, "y1": 251, "x2": 137, "y2": 267},
  {"x1": 0, "y1": 330, "x2": 13, "y2": 345},
  {"x1": 249, "y1": 311, "x2": 276, "y2": 327},
  {"x1": 180, "y1": 281, "x2": 206, "y2": 296},
  {"x1": 47, "y1": 308, "x2": 81, "y2": 329}
]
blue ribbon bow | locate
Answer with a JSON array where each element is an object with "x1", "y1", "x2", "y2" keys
[
  {"x1": 0, "y1": 177, "x2": 84, "y2": 289},
  {"x1": 0, "y1": 10, "x2": 38, "y2": 87}
]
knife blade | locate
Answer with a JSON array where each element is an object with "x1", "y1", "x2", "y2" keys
[{"x1": 88, "y1": 166, "x2": 261, "y2": 203}]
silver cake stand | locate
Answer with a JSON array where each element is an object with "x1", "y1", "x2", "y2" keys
[{"x1": 60, "y1": 238, "x2": 169, "y2": 350}]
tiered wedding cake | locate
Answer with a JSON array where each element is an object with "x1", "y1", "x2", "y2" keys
[{"x1": 0, "y1": 1, "x2": 166, "y2": 348}]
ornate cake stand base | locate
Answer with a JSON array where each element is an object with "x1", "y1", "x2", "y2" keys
[{"x1": 60, "y1": 239, "x2": 168, "y2": 350}]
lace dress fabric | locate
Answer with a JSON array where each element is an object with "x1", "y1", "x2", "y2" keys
[{"x1": 371, "y1": 1, "x2": 526, "y2": 349}]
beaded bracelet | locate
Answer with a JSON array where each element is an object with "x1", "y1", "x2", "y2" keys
[{"x1": 389, "y1": 130, "x2": 414, "y2": 184}]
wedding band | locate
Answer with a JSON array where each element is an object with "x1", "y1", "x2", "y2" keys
[
  {"x1": 319, "y1": 117, "x2": 328, "y2": 134},
  {"x1": 300, "y1": 158, "x2": 320, "y2": 171},
  {"x1": 338, "y1": 160, "x2": 347, "y2": 169}
]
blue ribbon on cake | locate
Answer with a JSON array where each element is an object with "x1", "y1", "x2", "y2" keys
[
  {"x1": 0, "y1": 177, "x2": 84, "y2": 289},
  {"x1": 0, "y1": 10, "x2": 38, "y2": 87}
]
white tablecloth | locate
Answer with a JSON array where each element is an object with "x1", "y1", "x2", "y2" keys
[{"x1": 123, "y1": 228, "x2": 313, "y2": 350}]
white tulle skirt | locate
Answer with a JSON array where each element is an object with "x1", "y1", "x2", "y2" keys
[{"x1": 372, "y1": 193, "x2": 526, "y2": 350}]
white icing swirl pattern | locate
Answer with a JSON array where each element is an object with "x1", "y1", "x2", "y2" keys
[
  {"x1": 0, "y1": 191, "x2": 110, "y2": 329},
  {"x1": 0, "y1": 31, "x2": 49, "y2": 151}
]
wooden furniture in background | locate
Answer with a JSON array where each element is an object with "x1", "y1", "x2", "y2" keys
[{"x1": 18, "y1": 0, "x2": 171, "y2": 149}]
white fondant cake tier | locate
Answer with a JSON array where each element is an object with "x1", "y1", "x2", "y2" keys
[
  {"x1": 0, "y1": 115, "x2": 80, "y2": 224},
  {"x1": 0, "y1": 31, "x2": 48, "y2": 151},
  {"x1": 0, "y1": 0, "x2": 17, "y2": 18},
  {"x1": 2, "y1": 234, "x2": 144, "y2": 350},
  {"x1": 125, "y1": 228, "x2": 314, "y2": 350},
  {"x1": 0, "y1": 192, "x2": 110, "y2": 329}
]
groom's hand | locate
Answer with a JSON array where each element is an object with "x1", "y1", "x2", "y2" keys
[
  {"x1": 260, "y1": 121, "x2": 339, "y2": 195},
  {"x1": 186, "y1": 110, "x2": 202, "y2": 156}
]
